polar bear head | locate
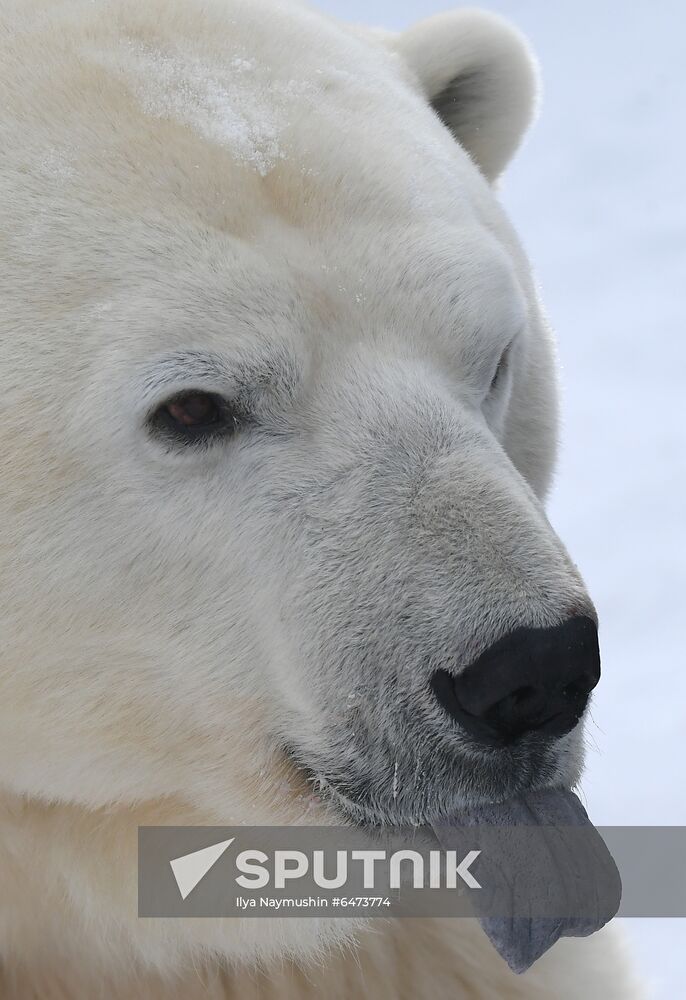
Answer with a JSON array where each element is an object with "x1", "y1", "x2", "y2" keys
[{"x1": 0, "y1": 0, "x2": 599, "y2": 970}]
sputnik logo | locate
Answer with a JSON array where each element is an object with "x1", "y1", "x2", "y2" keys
[
  {"x1": 170, "y1": 838, "x2": 235, "y2": 900},
  {"x1": 168, "y1": 837, "x2": 482, "y2": 899}
]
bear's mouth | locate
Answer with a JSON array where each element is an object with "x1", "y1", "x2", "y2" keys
[
  {"x1": 280, "y1": 731, "x2": 577, "y2": 829},
  {"x1": 281, "y1": 744, "x2": 620, "y2": 975}
]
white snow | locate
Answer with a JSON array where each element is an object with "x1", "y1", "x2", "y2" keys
[
  {"x1": 38, "y1": 147, "x2": 76, "y2": 181},
  {"x1": 89, "y1": 37, "x2": 320, "y2": 176},
  {"x1": 318, "y1": 2, "x2": 685, "y2": 993},
  {"x1": 122, "y1": 40, "x2": 284, "y2": 175}
]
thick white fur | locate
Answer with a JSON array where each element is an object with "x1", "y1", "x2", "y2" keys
[
  {"x1": 0, "y1": 1, "x2": 642, "y2": 997},
  {"x1": 395, "y1": 10, "x2": 539, "y2": 180}
]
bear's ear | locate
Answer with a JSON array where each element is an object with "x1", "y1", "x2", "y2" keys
[{"x1": 394, "y1": 10, "x2": 539, "y2": 182}]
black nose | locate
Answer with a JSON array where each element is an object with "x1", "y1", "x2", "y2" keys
[{"x1": 431, "y1": 616, "x2": 600, "y2": 746}]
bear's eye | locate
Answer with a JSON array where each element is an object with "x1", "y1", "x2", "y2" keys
[
  {"x1": 489, "y1": 344, "x2": 511, "y2": 393},
  {"x1": 148, "y1": 390, "x2": 240, "y2": 444}
]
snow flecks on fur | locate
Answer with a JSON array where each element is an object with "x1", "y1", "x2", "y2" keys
[
  {"x1": 109, "y1": 39, "x2": 317, "y2": 176},
  {"x1": 38, "y1": 147, "x2": 76, "y2": 181},
  {"x1": 122, "y1": 39, "x2": 283, "y2": 175}
]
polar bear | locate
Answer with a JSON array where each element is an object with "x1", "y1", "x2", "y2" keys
[{"x1": 0, "y1": 0, "x2": 641, "y2": 997}]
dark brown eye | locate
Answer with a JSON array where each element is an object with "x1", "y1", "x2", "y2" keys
[
  {"x1": 490, "y1": 358, "x2": 504, "y2": 391},
  {"x1": 149, "y1": 390, "x2": 239, "y2": 444},
  {"x1": 166, "y1": 392, "x2": 221, "y2": 427},
  {"x1": 489, "y1": 344, "x2": 511, "y2": 393}
]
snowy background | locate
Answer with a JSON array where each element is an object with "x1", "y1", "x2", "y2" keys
[{"x1": 317, "y1": 1, "x2": 685, "y2": 994}]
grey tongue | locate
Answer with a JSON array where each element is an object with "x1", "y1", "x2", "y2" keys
[{"x1": 431, "y1": 787, "x2": 621, "y2": 974}]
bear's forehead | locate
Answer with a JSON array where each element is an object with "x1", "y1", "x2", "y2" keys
[
  {"x1": 5, "y1": 0, "x2": 485, "y2": 231},
  {"x1": 85, "y1": 0, "x2": 461, "y2": 185},
  {"x1": 1, "y1": 0, "x2": 523, "y2": 368}
]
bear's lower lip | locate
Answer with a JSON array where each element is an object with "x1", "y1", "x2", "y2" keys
[
  {"x1": 280, "y1": 731, "x2": 575, "y2": 829},
  {"x1": 283, "y1": 753, "x2": 559, "y2": 830}
]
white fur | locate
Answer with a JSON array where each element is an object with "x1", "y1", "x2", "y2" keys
[
  {"x1": 395, "y1": 10, "x2": 540, "y2": 180},
  {"x1": 0, "y1": 1, "x2": 641, "y2": 996}
]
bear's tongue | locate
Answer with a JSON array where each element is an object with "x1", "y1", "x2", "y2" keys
[{"x1": 430, "y1": 787, "x2": 621, "y2": 974}]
